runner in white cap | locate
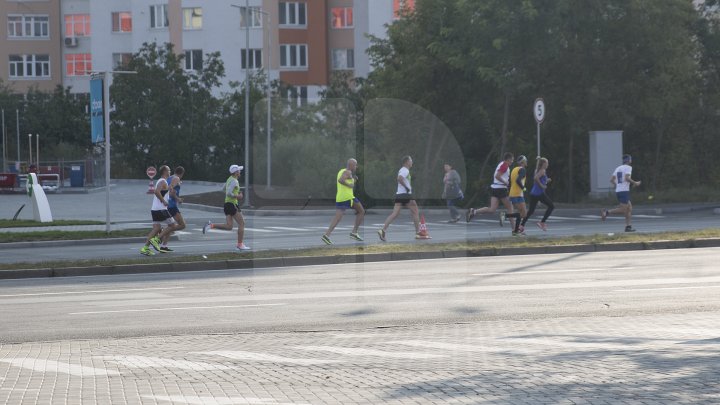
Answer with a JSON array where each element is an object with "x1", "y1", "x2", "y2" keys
[{"x1": 202, "y1": 164, "x2": 251, "y2": 250}]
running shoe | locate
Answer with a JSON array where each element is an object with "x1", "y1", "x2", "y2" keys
[
  {"x1": 512, "y1": 231, "x2": 526, "y2": 237},
  {"x1": 149, "y1": 236, "x2": 161, "y2": 251},
  {"x1": 377, "y1": 229, "x2": 387, "y2": 242},
  {"x1": 499, "y1": 211, "x2": 506, "y2": 227},
  {"x1": 537, "y1": 222, "x2": 547, "y2": 232},
  {"x1": 202, "y1": 220, "x2": 211, "y2": 234},
  {"x1": 466, "y1": 208, "x2": 475, "y2": 223},
  {"x1": 236, "y1": 243, "x2": 252, "y2": 251},
  {"x1": 140, "y1": 246, "x2": 154, "y2": 256},
  {"x1": 349, "y1": 232, "x2": 364, "y2": 241},
  {"x1": 321, "y1": 234, "x2": 333, "y2": 245},
  {"x1": 600, "y1": 209, "x2": 608, "y2": 221},
  {"x1": 518, "y1": 224, "x2": 525, "y2": 233},
  {"x1": 159, "y1": 246, "x2": 173, "y2": 253},
  {"x1": 449, "y1": 217, "x2": 460, "y2": 223},
  {"x1": 624, "y1": 226, "x2": 636, "y2": 232}
]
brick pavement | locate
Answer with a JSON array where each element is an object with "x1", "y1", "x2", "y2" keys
[{"x1": 0, "y1": 312, "x2": 719, "y2": 404}]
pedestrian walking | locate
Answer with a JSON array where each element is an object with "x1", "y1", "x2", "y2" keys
[
  {"x1": 140, "y1": 165, "x2": 178, "y2": 256},
  {"x1": 520, "y1": 157, "x2": 555, "y2": 231},
  {"x1": 378, "y1": 156, "x2": 421, "y2": 241},
  {"x1": 466, "y1": 152, "x2": 521, "y2": 228},
  {"x1": 509, "y1": 155, "x2": 528, "y2": 235},
  {"x1": 322, "y1": 158, "x2": 365, "y2": 245},
  {"x1": 442, "y1": 163, "x2": 463, "y2": 223},
  {"x1": 601, "y1": 154, "x2": 641, "y2": 232},
  {"x1": 202, "y1": 164, "x2": 251, "y2": 250}
]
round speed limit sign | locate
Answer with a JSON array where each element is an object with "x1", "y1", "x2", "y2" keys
[{"x1": 533, "y1": 98, "x2": 545, "y2": 123}]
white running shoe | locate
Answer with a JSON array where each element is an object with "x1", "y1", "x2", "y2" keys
[{"x1": 236, "y1": 243, "x2": 251, "y2": 251}]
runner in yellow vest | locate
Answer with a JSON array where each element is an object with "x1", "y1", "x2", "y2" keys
[
  {"x1": 202, "y1": 164, "x2": 250, "y2": 250},
  {"x1": 322, "y1": 158, "x2": 365, "y2": 245},
  {"x1": 509, "y1": 155, "x2": 528, "y2": 236}
]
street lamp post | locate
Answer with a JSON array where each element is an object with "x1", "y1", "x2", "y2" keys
[{"x1": 232, "y1": 1, "x2": 252, "y2": 207}]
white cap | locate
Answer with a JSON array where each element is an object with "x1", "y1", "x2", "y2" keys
[{"x1": 229, "y1": 164, "x2": 243, "y2": 174}]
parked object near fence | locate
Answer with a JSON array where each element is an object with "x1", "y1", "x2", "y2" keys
[{"x1": 26, "y1": 173, "x2": 53, "y2": 222}]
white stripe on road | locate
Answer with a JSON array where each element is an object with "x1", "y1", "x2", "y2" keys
[
  {"x1": 473, "y1": 267, "x2": 634, "y2": 276},
  {"x1": 0, "y1": 286, "x2": 184, "y2": 298},
  {"x1": 101, "y1": 355, "x2": 234, "y2": 371},
  {"x1": 267, "y1": 226, "x2": 312, "y2": 232},
  {"x1": 240, "y1": 227, "x2": 278, "y2": 233},
  {"x1": 0, "y1": 359, "x2": 120, "y2": 376},
  {"x1": 143, "y1": 395, "x2": 310, "y2": 405},
  {"x1": 69, "y1": 303, "x2": 285, "y2": 315},
  {"x1": 388, "y1": 340, "x2": 537, "y2": 354},
  {"x1": 614, "y1": 285, "x2": 720, "y2": 292},
  {"x1": 296, "y1": 345, "x2": 444, "y2": 359},
  {"x1": 196, "y1": 351, "x2": 339, "y2": 365}
]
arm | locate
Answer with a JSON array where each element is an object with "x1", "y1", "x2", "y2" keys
[
  {"x1": 494, "y1": 164, "x2": 509, "y2": 187},
  {"x1": 338, "y1": 170, "x2": 353, "y2": 187},
  {"x1": 624, "y1": 173, "x2": 641, "y2": 187},
  {"x1": 397, "y1": 175, "x2": 411, "y2": 193},
  {"x1": 515, "y1": 168, "x2": 526, "y2": 190},
  {"x1": 535, "y1": 169, "x2": 547, "y2": 190},
  {"x1": 154, "y1": 180, "x2": 168, "y2": 206},
  {"x1": 168, "y1": 177, "x2": 182, "y2": 203},
  {"x1": 226, "y1": 179, "x2": 243, "y2": 200},
  {"x1": 610, "y1": 174, "x2": 617, "y2": 186}
]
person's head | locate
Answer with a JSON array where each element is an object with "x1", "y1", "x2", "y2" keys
[
  {"x1": 623, "y1": 154, "x2": 632, "y2": 165},
  {"x1": 347, "y1": 158, "x2": 358, "y2": 171},
  {"x1": 402, "y1": 155, "x2": 413, "y2": 168},
  {"x1": 503, "y1": 152, "x2": 514, "y2": 164},
  {"x1": 174, "y1": 166, "x2": 185, "y2": 179},
  {"x1": 229, "y1": 164, "x2": 243, "y2": 178},
  {"x1": 159, "y1": 165, "x2": 171, "y2": 178},
  {"x1": 444, "y1": 163, "x2": 452, "y2": 172},
  {"x1": 516, "y1": 155, "x2": 528, "y2": 167},
  {"x1": 536, "y1": 157, "x2": 548, "y2": 172}
]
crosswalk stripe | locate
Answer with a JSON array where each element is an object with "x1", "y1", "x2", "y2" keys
[
  {"x1": 296, "y1": 345, "x2": 444, "y2": 359},
  {"x1": 267, "y1": 226, "x2": 311, "y2": 232},
  {"x1": 101, "y1": 355, "x2": 234, "y2": 371},
  {"x1": 388, "y1": 340, "x2": 538, "y2": 354},
  {"x1": 243, "y1": 227, "x2": 278, "y2": 233},
  {"x1": 0, "y1": 359, "x2": 120, "y2": 376},
  {"x1": 195, "y1": 351, "x2": 339, "y2": 365},
  {"x1": 143, "y1": 395, "x2": 310, "y2": 405}
]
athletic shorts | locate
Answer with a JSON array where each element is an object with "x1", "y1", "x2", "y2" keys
[
  {"x1": 151, "y1": 209, "x2": 177, "y2": 226},
  {"x1": 616, "y1": 191, "x2": 631, "y2": 204},
  {"x1": 491, "y1": 187, "x2": 509, "y2": 199},
  {"x1": 336, "y1": 198, "x2": 360, "y2": 210},
  {"x1": 224, "y1": 202, "x2": 240, "y2": 216},
  {"x1": 394, "y1": 193, "x2": 413, "y2": 206},
  {"x1": 168, "y1": 206, "x2": 180, "y2": 217}
]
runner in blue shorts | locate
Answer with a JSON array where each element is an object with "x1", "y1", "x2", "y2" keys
[
  {"x1": 601, "y1": 154, "x2": 641, "y2": 232},
  {"x1": 322, "y1": 158, "x2": 365, "y2": 245}
]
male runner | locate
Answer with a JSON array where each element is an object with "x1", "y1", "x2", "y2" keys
[
  {"x1": 322, "y1": 158, "x2": 365, "y2": 245},
  {"x1": 466, "y1": 152, "x2": 521, "y2": 228},
  {"x1": 140, "y1": 165, "x2": 178, "y2": 255},
  {"x1": 164, "y1": 166, "x2": 186, "y2": 251},
  {"x1": 601, "y1": 154, "x2": 641, "y2": 232},
  {"x1": 202, "y1": 164, "x2": 251, "y2": 250},
  {"x1": 378, "y1": 156, "x2": 421, "y2": 241}
]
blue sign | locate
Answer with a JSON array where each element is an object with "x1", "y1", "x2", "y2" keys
[{"x1": 90, "y1": 78, "x2": 104, "y2": 143}]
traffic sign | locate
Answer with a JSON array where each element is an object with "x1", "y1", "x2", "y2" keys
[
  {"x1": 533, "y1": 98, "x2": 545, "y2": 123},
  {"x1": 146, "y1": 166, "x2": 157, "y2": 179}
]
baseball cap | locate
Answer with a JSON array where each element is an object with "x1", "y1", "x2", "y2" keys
[
  {"x1": 229, "y1": 164, "x2": 243, "y2": 174},
  {"x1": 517, "y1": 155, "x2": 528, "y2": 164}
]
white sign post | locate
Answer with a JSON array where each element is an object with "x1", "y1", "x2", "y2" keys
[{"x1": 533, "y1": 98, "x2": 545, "y2": 157}]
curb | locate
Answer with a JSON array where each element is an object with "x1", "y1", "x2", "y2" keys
[
  {"x1": 1, "y1": 238, "x2": 718, "y2": 280},
  {"x1": 0, "y1": 235, "x2": 179, "y2": 250}
]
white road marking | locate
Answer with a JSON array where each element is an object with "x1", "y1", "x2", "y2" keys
[
  {"x1": 473, "y1": 267, "x2": 634, "y2": 276},
  {"x1": 241, "y1": 227, "x2": 278, "y2": 233},
  {"x1": 0, "y1": 286, "x2": 184, "y2": 298},
  {"x1": 388, "y1": 340, "x2": 538, "y2": 354},
  {"x1": 101, "y1": 356, "x2": 234, "y2": 371},
  {"x1": 0, "y1": 359, "x2": 120, "y2": 377},
  {"x1": 296, "y1": 345, "x2": 444, "y2": 359},
  {"x1": 196, "y1": 351, "x2": 339, "y2": 365},
  {"x1": 267, "y1": 226, "x2": 312, "y2": 232},
  {"x1": 614, "y1": 285, "x2": 720, "y2": 292},
  {"x1": 69, "y1": 303, "x2": 285, "y2": 315},
  {"x1": 144, "y1": 395, "x2": 310, "y2": 405}
]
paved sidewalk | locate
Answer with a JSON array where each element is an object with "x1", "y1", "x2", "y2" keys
[{"x1": 0, "y1": 312, "x2": 717, "y2": 404}]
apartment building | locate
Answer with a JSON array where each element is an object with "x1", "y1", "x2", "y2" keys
[{"x1": 3, "y1": 0, "x2": 414, "y2": 98}]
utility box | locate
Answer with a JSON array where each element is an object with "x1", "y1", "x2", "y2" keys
[
  {"x1": 70, "y1": 165, "x2": 84, "y2": 187},
  {"x1": 589, "y1": 130, "x2": 623, "y2": 198}
]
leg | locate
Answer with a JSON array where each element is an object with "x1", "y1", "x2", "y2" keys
[
  {"x1": 522, "y1": 196, "x2": 539, "y2": 226},
  {"x1": 352, "y1": 202, "x2": 365, "y2": 234},
  {"x1": 447, "y1": 199, "x2": 459, "y2": 220},
  {"x1": 324, "y1": 209, "x2": 345, "y2": 237},
  {"x1": 408, "y1": 200, "x2": 420, "y2": 233},
  {"x1": 382, "y1": 204, "x2": 403, "y2": 231},
  {"x1": 540, "y1": 194, "x2": 555, "y2": 222},
  {"x1": 145, "y1": 224, "x2": 162, "y2": 245},
  {"x1": 625, "y1": 201, "x2": 633, "y2": 227},
  {"x1": 475, "y1": 197, "x2": 499, "y2": 214},
  {"x1": 213, "y1": 215, "x2": 235, "y2": 231},
  {"x1": 172, "y1": 212, "x2": 186, "y2": 232},
  {"x1": 233, "y1": 212, "x2": 245, "y2": 245}
]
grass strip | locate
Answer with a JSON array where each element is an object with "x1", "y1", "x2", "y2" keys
[
  {"x1": 0, "y1": 219, "x2": 105, "y2": 228},
  {"x1": 0, "y1": 229, "x2": 146, "y2": 243},
  {"x1": 1, "y1": 228, "x2": 719, "y2": 272}
]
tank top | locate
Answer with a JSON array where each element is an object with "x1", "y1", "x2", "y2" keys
[
  {"x1": 151, "y1": 178, "x2": 169, "y2": 210},
  {"x1": 491, "y1": 161, "x2": 510, "y2": 189},
  {"x1": 531, "y1": 174, "x2": 547, "y2": 196},
  {"x1": 336, "y1": 168, "x2": 355, "y2": 202},
  {"x1": 224, "y1": 176, "x2": 240, "y2": 204},
  {"x1": 167, "y1": 175, "x2": 181, "y2": 208},
  {"x1": 509, "y1": 167, "x2": 525, "y2": 197}
]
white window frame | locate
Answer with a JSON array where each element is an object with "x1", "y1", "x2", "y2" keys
[
  {"x1": 279, "y1": 44, "x2": 307, "y2": 69},
  {"x1": 332, "y1": 49, "x2": 354, "y2": 70},
  {"x1": 150, "y1": 4, "x2": 169, "y2": 29},
  {"x1": 111, "y1": 12, "x2": 132, "y2": 33},
  {"x1": 112, "y1": 53, "x2": 133, "y2": 69},
  {"x1": 65, "y1": 53, "x2": 92, "y2": 77},
  {"x1": 279, "y1": 2, "x2": 306, "y2": 27},
  {"x1": 241, "y1": 49, "x2": 263, "y2": 69},
  {"x1": 239, "y1": 7, "x2": 262, "y2": 28},
  {"x1": 184, "y1": 49, "x2": 203, "y2": 71},
  {"x1": 8, "y1": 15, "x2": 49, "y2": 38},
  {"x1": 9, "y1": 54, "x2": 50, "y2": 79},
  {"x1": 182, "y1": 7, "x2": 202, "y2": 30},
  {"x1": 330, "y1": 7, "x2": 353, "y2": 29}
]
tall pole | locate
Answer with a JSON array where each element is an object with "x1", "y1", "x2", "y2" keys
[
  {"x1": 537, "y1": 122, "x2": 541, "y2": 158},
  {"x1": 244, "y1": 0, "x2": 251, "y2": 207},
  {"x1": 16, "y1": 109, "x2": 20, "y2": 163},
  {"x1": 104, "y1": 72, "x2": 111, "y2": 234},
  {"x1": 28, "y1": 134, "x2": 32, "y2": 165},
  {"x1": 1, "y1": 109, "x2": 5, "y2": 171},
  {"x1": 36, "y1": 134, "x2": 39, "y2": 168},
  {"x1": 266, "y1": 12, "x2": 272, "y2": 190}
]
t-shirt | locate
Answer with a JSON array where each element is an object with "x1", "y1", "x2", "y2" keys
[
  {"x1": 396, "y1": 166, "x2": 412, "y2": 194},
  {"x1": 509, "y1": 167, "x2": 526, "y2": 197},
  {"x1": 491, "y1": 161, "x2": 510, "y2": 189},
  {"x1": 151, "y1": 178, "x2": 168, "y2": 210},
  {"x1": 613, "y1": 164, "x2": 633, "y2": 192}
]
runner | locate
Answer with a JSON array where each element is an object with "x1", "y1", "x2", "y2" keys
[
  {"x1": 202, "y1": 164, "x2": 251, "y2": 250},
  {"x1": 140, "y1": 165, "x2": 178, "y2": 255},
  {"x1": 322, "y1": 158, "x2": 365, "y2": 245},
  {"x1": 378, "y1": 156, "x2": 421, "y2": 241},
  {"x1": 520, "y1": 157, "x2": 555, "y2": 232},
  {"x1": 466, "y1": 152, "x2": 521, "y2": 229},
  {"x1": 508, "y1": 155, "x2": 528, "y2": 235},
  {"x1": 164, "y1": 166, "x2": 186, "y2": 251},
  {"x1": 442, "y1": 163, "x2": 463, "y2": 223},
  {"x1": 601, "y1": 154, "x2": 641, "y2": 232}
]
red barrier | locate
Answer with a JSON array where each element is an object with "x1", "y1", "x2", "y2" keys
[{"x1": 0, "y1": 173, "x2": 17, "y2": 188}]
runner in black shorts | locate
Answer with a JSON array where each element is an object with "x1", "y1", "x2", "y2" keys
[
  {"x1": 378, "y1": 156, "x2": 421, "y2": 241},
  {"x1": 466, "y1": 152, "x2": 521, "y2": 227}
]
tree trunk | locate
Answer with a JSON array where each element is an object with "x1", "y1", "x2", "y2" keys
[
  {"x1": 500, "y1": 90, "x2": 510, "y2": 159},
  {"x1": 651, "y1": 119, "x2": 666, "y2": 195},
  {"x1": 567, "y1": 130, "x2": 574, "y2": 203}
]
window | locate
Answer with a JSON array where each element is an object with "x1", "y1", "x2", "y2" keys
[
  {"x1": 111, "y1": 12, "x2": 132, "y2": 33},
  {"x1": 282, "y1": 86, "x2": 308, "y2": 106},
  {"x1": 65, "y1": 14, "x2": 90, "y2": 37},
  {"x1": 65, "y1": 54, "x2": 92, "y2": 76},
  {"x1": 9, "y1": 54, "x2": 50, "y2": 79},
  {"x1": 150, "y1": 5, "x2": 168, "y2": 29},
  {"x1": 112, "y1": 53, "x2": 133, "y2": 69},
  {"x1": 183, "y1": 7, "x2": 202, "y2": 30},
  {"x1": 280, "y1": 44, "x2": 307, "y2": 69},
  {"x1": 184, "y1": 50, "x2": 203, "y2": 71},
  {"x1": 279, "y1": 2, "x2": 306, "y2": 27},
  {"x1": 241, "y1": 49, "x2": 262, "y2": 69},
  {"x1": 331, "y1": 7, "x2": 353, "y2": 28},
  {"x1": 8, "y1": 15, "x2": 49, "y2": 38},
  {"x1": 332, "y1": 49, "x2": 354, "y2": 70},
  {"x1": 393, "y1": 0, "x2": 416, "y2": 19},
  {"x1": 239, "y1": 6, "x2": 262, "y2": 28}
]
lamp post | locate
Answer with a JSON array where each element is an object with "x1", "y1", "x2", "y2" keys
[{"x1": 231, "y1": 1, "x2": 252, "y2": 207}]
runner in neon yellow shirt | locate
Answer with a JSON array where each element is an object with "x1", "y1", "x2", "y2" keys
[{"x1": 322, "y1": 158, "x2": 365, "y2": 245}]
